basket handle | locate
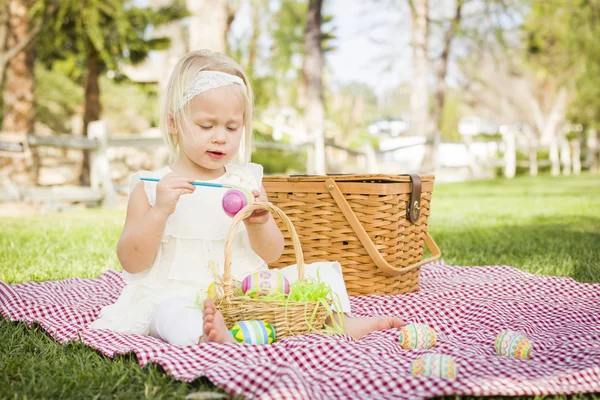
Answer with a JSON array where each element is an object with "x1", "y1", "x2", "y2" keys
[
  {"x1": 222, "y1": 202, "x2": 306, "y2": 298},
  {"x1": 325, "y1": 178, "x2": 441, "y2": 277}
]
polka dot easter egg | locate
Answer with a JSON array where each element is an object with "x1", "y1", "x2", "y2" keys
[
  {"x1": 494, "y1": 330, "x2": 533, "y2": 359},
  {"x1": 398, "y1": 323, "x2": 438, "y2": 350},
  {"x1": 229, "y1": 320, "x2": 276, "y2": 345},
  {"x1": 411, "y1": 354, "x2": 458, "y2": 379},
  {"x1": 242, "y1": 270, "x2": 290, "y2": 298},
  {"x1": 207, "y1": 280, "x2": 243, "y2": 300}
]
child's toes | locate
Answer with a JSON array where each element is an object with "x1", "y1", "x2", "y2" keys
[
  {"x1": 204, "y1": 321, "x2": 213, "y2": 336},
  {"x1": 203, "y1": 298, "x2": 216, "y2": 311}
]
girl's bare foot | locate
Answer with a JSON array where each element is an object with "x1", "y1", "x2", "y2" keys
[
  {"x1": 328, "y1": 314, "x2": 404, "y2": 340},
  {"x1": 202, "y1": 299, "x2": 237, "y2": 343}
]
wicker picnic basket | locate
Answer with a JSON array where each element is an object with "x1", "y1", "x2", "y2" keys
[
  {"x1": 215, "y1": 202, "x2": 331, "y2": 339},
  {"x1": 263, "y1": 174, "x2": 441, "y2": 296}
]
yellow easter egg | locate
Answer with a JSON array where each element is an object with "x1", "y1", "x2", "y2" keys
[
  {"x1": 494, "y1": 330, "x2": 533, "y2": 359},
  {"x1": 411, "y1": 354, "x2": 458, "y2": 379},
  {"x1": 398, "y1": 323, "x2": 438, "y2": 350}
]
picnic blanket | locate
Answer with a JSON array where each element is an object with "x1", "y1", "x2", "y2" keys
[{"x1": 1, "y1": 262, "x2": 599, "y2": 399}]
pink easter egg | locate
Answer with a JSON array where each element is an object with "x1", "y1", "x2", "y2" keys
[
  {"x1": 242, "y1": 270, "x2": 290, "y2": 298},
  {"x1": 222, "y1": 189, "x2": 251, "y2": 217}
]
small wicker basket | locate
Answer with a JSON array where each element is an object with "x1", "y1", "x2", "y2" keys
[{"x1": 215, "y1": 202, "x2": 332, "y2": 340}]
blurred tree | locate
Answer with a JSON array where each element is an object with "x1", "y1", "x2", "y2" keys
[
  {"x1": 228, "y1": 0, "x2": 335, "y2": 175},
  {"x1": 409, "y1": 0, "x2": 430, "y2": 170},
  {"x1": 0, "y1": 0, "x2": 56, "y2": 94},
  {"x1": 36, "y1": 64, "x2": 160, "y2": 134},
  {"x1": 1, "y1": 0, "x2": 57, "y2": 185},
  {"x1": 373, "y1": 0, "x2": 525, "y2": 173},
  {"x1": 188, "y1": 0, "x2": 239, "y2": 53},
  {"x1": 269, "y1": 0, "x2": 307, "y2": 108},
  {"x1": 328, "y1": 82, "x2": 379, "y2": 147},
  {"x1": 525, "y1": 0, "x2": 600, "y2": 129},
  {"x1": 458, "y1": 46, "x2": 569, "y2": 176},
  {"x1": 35, "y1": 64, "x2": 83, "y2": 134},
  {"x1": 229, "y1": 0, "x2": 275, "y2": 114},
  {"x1": 230, "y1": 0, "x2": 334, "y2": 115},
  {"x1": 36, "y1": 0, "x2": 187, "y2": 185},
  {"x1": 422, "y1": 0, "x2": 463, "y2": 172},
  {"x1": 303, "y1": 0, "x2": 326, "y2": 174},
  {"x1": 520, "y1": 0, "x2": 600, "y2": 175}
]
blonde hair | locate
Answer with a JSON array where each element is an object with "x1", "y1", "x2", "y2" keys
[{"x1": 160, "y1": 50, "x2": 253, "y2": 164}]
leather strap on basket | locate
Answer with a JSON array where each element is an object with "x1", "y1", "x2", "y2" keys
[
  {"x1": 325, "y1": 178, "x2": 441, "y2": 277},
  {"x1": 407, "y1": 174, "x2": 422, "y2": 224}
]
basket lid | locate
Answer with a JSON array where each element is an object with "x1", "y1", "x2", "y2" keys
[{"x1": 263, "y1": 174, "x2": 435, "y2": 183}]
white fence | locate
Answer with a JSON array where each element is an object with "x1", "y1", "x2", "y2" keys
[
  {"x1": 0, "y1": 121, "x2": 375, "y2": 208},
  {"x1": 0, "y1": 121, "x2": 597, "y2": 208}
]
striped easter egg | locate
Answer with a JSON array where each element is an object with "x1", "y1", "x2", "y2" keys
[
  {"x1": 229, "y1": 320, "x2": 276, "y2": 345},
  {"x1": 398, "y1": 323, "x2": 438, "y2": 350},
  {"x1": 411, "y1": 354, "x2": 458, "y2": 379},
  {"x1": 207, "y1": 280, "x2": 243, "y2": 300},
  {"x1": 242, "y1": 270, "x2": 290, "y2": 298},
  {"x1": 494, "y1": 330, "x2": 533, "y2": 359}
]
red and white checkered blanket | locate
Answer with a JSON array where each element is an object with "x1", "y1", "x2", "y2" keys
[{"x1": 2, "y1": 262, "x2": 599, "y2": 399}]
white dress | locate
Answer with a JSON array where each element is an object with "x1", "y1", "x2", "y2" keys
[{"x1": 89, "y1": 163, "x2": 269, "y2": 335}]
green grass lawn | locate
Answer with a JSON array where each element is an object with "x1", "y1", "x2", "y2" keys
[{"x1": 1, "y1": 173, "x2": 599, "y2": 399}]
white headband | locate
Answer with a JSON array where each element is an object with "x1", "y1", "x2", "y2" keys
[{"x1": 177, "y1": 70, "x2": 246, "y2": 110}]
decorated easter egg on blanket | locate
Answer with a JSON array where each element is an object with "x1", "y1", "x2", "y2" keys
[
  {"x1": 230, "y1": 320, "x2": 276, "y2": 345},
  {"x1": 207, "y1": 280, "x2": 243, "y2": 300},
  {"x1": 398, "y1": 323, "x2": 438, "y2": 350},
  {"x1": 494, "y1": 330, "x2": 533, "y2": 359},
  {"x1": 242, "y1": 270, "x2": 290, "y2": 298},
  {"x1": 411, "y1": 354, "x2": 458, "y2": 379}
]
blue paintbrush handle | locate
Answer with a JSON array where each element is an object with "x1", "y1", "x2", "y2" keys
[{"x1": 140, "y1": 177, "x2": 239, "y2": 189}]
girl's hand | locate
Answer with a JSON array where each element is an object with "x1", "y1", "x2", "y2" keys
[
  {"x1": 244, "y1": 188, "x2": 270, "y2": 228},
  {"x1": 153, "y1": 172, "x2": 195, "y2": 216}
]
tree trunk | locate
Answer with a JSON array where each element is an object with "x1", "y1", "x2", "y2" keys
[
  {"x1": 541, "y1": 87, "x2": 567, "y2": 145},
  {"x1": 149, "y1": 0, "x2": 188, "y2": 102},
  {"x1": 247, "y1": 0, "x2": 263, "y2": 75},
  {"x1": 428, "y1": 0, "x2": 463, "y2": 175},
  {"x1": 80, "y1": 47, "x2": 101, "y2": 186},
  {"x1": 1, "y1": 0, "x2": 36, "y2": 186},
  {"x1": 224, "y1": 0, "x2": 239, "y2": 53},
  {"x1": 0, "y1": 0, "x2": 52, "y2": 95},
  {"x1": 187, "y1": 0, "x2": 238, "y2": 53},
  {"x1": 559, "y1": 137, "x2": 571, "y2": 175},
  {"x1": 549, "y1": 136, "x2": 560, "y2": 176},
  {"x1": 572, "y1": 139, "x2": 581, "y2": 175},
  {"x1": 503, "y1": 128, "x2": 516, "y2": 179},
  {"x1": 586, "y1": 129, "x2": 597, "y2": 173},
  {"x1": 409, "y1": 0, "x2": 430, "y2": 172},
  {"x1": 303, "y1": 0, "x2": 325, "y2": 174},
  {"x1": 528, "y1": 145, "x2": 538, "y2": 177}
]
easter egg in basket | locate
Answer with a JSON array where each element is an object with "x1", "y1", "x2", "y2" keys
[
  {"x1": 242, "y1": 270, "x2": 290, "y2": 298},
  {"x1": 398, "y1": 323, "x2": 438, "y2": 350},
  {"x1": 207, "y1": 280, "x2": 243, "y2": 300},
  {"x1": 494, "y1": 330, "x2": 533, "y2": 359},
  {"x1": 229, "y1": 320, "x2": 276, "y2": 344},
  {"x1": 411, "y1": 354, "x2": 458, "y2": 379}
]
